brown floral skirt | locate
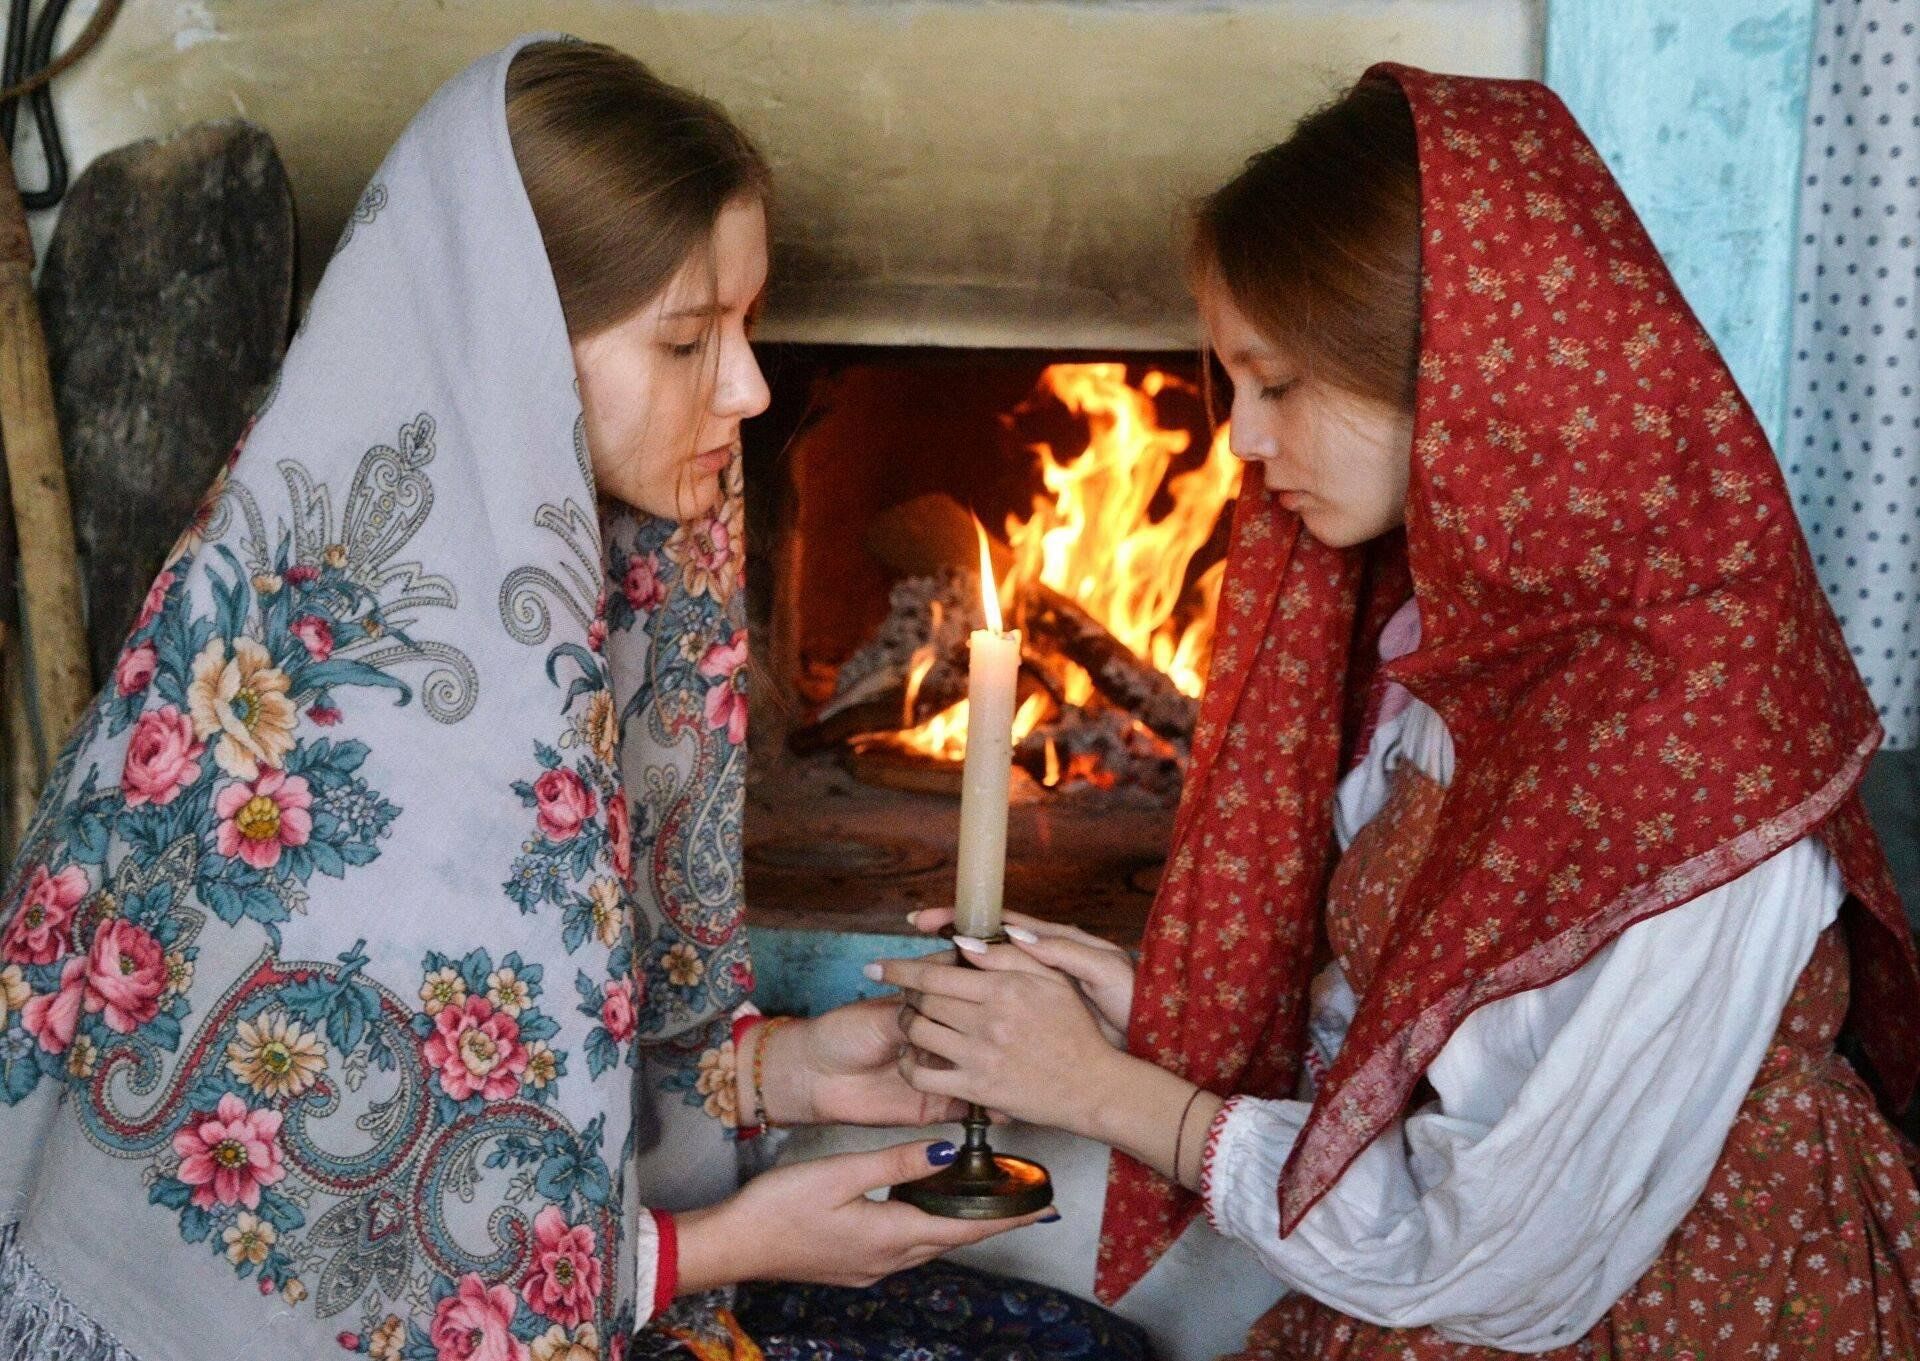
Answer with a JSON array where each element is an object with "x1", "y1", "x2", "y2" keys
[{"x1": 1222, "y1": 994, "x2": 1920, "y2": 1358}]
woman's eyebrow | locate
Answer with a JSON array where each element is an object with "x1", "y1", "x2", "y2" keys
[{"x1": 661, "y1": 302, "x2": 726, "y2": 321}]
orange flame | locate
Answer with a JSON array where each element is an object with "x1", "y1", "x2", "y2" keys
[
  {"x1": 1008, "y1": 365, "x2": 1236, "y2": 700},
  {"x1": 888, "y1": 364, "x2": 1235, "y2": 777},
  {"x1": 976, "y1": 515, "x2": 1005, "y2": 635},
  {"x1": 891, "y1": 688, "x2": 1047, "y2": 762}
]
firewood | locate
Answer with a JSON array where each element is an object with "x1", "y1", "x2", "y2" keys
[
  {"x1": 864, "y1": 490, "x2": 1198, "y2": 742},
  {"x1": 864, "y1": 492, "x2": 1014, "y2": 579},
  {"x1": 1022, "y1": 585, "x2": 1196, "y2": 742},
  {"x1": 788, "y1": 665, "x2": 970, "y2": 754}
]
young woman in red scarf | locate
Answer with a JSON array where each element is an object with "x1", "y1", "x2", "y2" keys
[{"x1": 876, "y1": 65, "x2": 1920, "y2": 1357}]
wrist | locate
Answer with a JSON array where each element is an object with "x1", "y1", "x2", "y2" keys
[
  {"x1": 760, "y1": 1015, "x2": 811, "y2": 1126},
  {"x1": 732, "y1": 1017, "x2": 760, "y2": 1132},
  {"x1": 1085, "y1": 1053, "x2": 1223, "y2": 1187},
  {"x1": 1081, "y1": 1048, "x2": 1163, "y2": 1147},
  {"x1": 672, "y1": 1200, "x2": 745, "y2": 1295}
]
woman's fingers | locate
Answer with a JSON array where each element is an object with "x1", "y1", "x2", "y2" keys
[
  {"x1": 832, "y1": 1139, "x2": 965, "y2": 1197},
  {"x1": 924, "y1": 1204, "x2": 1058, "y2": 1246},
  {"x1": 907, "y1": 907, "x2": 1123, "y2": 955},
  {"x1": 900, "y1": 988, "x2": 977, "y2": 1034},
  {"x1": 866, "y1": 1197, "x2": 1056, "y2": 1253},
  {"x1": 901, "y1": 1009, "x2": 970, "y2": 1065},
  {"x1": 897, "y1": 1046, "x2": 968, "y2": 1100},
  {"x1": 868, "y1": 956, "x2": 993, "y2": 1000},
  {"x1": 1006, "y1": 913, "x2": 1127, "y2": 955},
  {"x1": 1011, "y1": 934, "x2": 1133, "y2": 990},
  {"x1": 951, "y1": 936, "x2": 1059, "y2": 979}
]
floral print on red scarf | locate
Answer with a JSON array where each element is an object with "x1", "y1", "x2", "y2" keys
[{"x1": 1096, "y1": 64, "x2": 1920, "y2": 1305}]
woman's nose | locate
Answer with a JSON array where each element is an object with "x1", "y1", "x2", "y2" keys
[
  {"x1": 715, "y1": 333, "x2": 771, "y2": 422},
  {"x1": 1228, "y1": 398, "x2": 1278, "y2": 463}
]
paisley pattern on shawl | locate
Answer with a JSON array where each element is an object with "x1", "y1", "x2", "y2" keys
[
  {"x1": 601, "y1": 462, "x2": 752, "y2": 1042},
  {"x1": 1095, "y1": 65, "x2": 1920, "y2": 1304},
  {"x1": 0, "y1": 36, "x2": 744, "y2": 1361}
]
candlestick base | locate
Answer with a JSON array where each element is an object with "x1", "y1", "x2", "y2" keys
[
  {"x1": 889, "y1": 930, "x2": 1055, "y2": 1219},
  {"x1": 890, "y1": 1122, "x2": 1055, "y2": 1219}
]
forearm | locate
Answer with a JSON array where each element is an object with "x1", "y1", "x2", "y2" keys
[
  {"x1": 1082, "y1": 1051, "x2": 1223, "y2": 1192},
  {"x1": 673, "y1": 1199, "x2": 754, "y2": 1294}
]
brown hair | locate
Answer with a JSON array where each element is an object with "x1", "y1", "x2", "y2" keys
[
  {"x1": 1191, "y1": 76, "x2": 1421, "y2": 410},
  {"x1": 506, "y1": 40, "x2": 771, "y2": 339}
]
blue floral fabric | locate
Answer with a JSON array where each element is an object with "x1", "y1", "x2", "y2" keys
[
  {"x1": 0, "y1": 35, "x2": 749, "y2": 1361},
  {"x1": 726, "y1": 1264, "x2": 1154, "y2": 1361}
]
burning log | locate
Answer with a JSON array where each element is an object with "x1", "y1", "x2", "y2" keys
[
  {"x1": 863, "y1": 493, "x2": 1196, "y2": 742},
  {"x1": 787, "y1": 652, "x2": 968, "y2": 754},
  {"x1": 1021, "y1": 586, "x2": 1194, "y2": 743}
]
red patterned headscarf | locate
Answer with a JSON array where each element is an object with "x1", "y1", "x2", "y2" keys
[{"x1": 1095, "y1": 64, "x2": 1920, "y2": 1305}]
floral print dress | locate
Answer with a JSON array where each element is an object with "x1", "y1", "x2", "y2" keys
[
  {"x1": 1213, "y1": 706, "x2": 1920, "y2": 1351},
  {"x1": 0, "y1": 38, "x2": 751, "y2": 1361}
]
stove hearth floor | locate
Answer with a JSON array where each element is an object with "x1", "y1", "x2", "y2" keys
[{"x1": 747, "y1": 749, "x2": 1169, "y2": 948}]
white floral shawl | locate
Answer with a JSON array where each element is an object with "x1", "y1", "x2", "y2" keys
[{"x1": 0, "y1": 35, "x2": 749, "y2": 1361}]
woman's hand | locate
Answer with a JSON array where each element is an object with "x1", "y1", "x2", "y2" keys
[
  {"x1": 870, "y1": 940, "x2": 1138, "y2": 1141},
  {"x1": 674, "y1": 1140, "x2": 1056, "y2": 1291},
  {"x1": 907, "y1": 908, "x2": 1136, "y2": 1045},
  {"x1": 755, "y1": 999, "x2": 969, "y2": 1128}
]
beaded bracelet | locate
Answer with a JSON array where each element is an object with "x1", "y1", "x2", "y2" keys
[
  {"x1": 724, "y1": 1011, "x2": 761, "y2": 1138},
  {"x1": 748, "y1": 1016, "x2": 798, "y2": 1134}
]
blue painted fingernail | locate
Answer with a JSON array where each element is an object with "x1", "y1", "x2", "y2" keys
[
  {"x1": 927, "y1": 1141, "x2": 958, "y2": 1166},
  {"x1": 1039, "y1": 1210, "x2": 1062, "y2": 1223}
]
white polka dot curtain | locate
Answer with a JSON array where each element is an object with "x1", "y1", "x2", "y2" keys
[{"x1": 1784, "y1": 0, "x2": 1920, "y2": 749}]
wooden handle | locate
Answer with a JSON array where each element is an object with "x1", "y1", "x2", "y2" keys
[{"x1": 0, "y1": 152, "x2": 92, "y2": 763}]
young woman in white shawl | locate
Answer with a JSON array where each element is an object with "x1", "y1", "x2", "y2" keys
[{"x1": 0, "y1": 37, "x2": 1116, "y2": 1361}]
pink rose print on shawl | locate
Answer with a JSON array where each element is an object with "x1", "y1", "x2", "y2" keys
[
  {"x1": 122, "y1": 707, "x2": 206, "y2": 809},
  {"x1": 606, "y1": 794, "x2": 631, "y2": 883},
  {"x1": 533, "y1": 769, "x2": 596, "y2": 843},
  {"x1": 587, "y1": 590, "x2": 608, "y2": 654},
  {"x1": 432, "y1": 1274, "x2": 528, "y2": 1361},
  {"x1": 599, "y1": 979, "x2": 636, "y2": 1045},
  {"x1": 698, "y1": 632, "x2": 748, "y2": 746},
  {"x1": 423, "y1": 995, "x2": 529, "y2": 1101},
  {"x1": 291, "y1": 615, "x2": 335, "y2": 661},
  {"x1": 115, "y1": 642, "x2": 159, "y2": 696},
  {"x1": 215, "y1": 768, "x2": 313, "y2": 870},
  {"x1": 519, "y1": 1206, "x2": 602, "y2": 1328},
  {"x1": 84, "y1": 919, "x2": 167, "y2": 1033},
  {"x1": 21, "y1": 955, "x2": 86, "y2": 1055},
  {"x1": 172, "y1": 1093, "x2": 287, "y2": 1210},
  {"x1": 3, "y1": 863, "x2": 87, "y2": 963},
  {"x1": 621, "y1": 553, "x2": 666, "y2": 614},
  {"x1": 135, "y1": 570, "x2": 175, "y2": 632}
]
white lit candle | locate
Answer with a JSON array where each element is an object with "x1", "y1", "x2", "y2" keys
[{"x1": 953, "y1": 522, "x2": 1019, "y2": 940}]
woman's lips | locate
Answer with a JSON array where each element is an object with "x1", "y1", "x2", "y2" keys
[{"x1": 693, "y1": 444, "x2": 736, "y2": 474}]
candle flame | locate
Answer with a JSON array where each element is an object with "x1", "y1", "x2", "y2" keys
[{"x1": 975, "y1": 516, "x2": 1004, "y2": 635}]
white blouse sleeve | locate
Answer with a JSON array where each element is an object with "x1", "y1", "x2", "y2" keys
[{"x1": 1206, "y1": 704, "x2": 1845, "y2": 1351}]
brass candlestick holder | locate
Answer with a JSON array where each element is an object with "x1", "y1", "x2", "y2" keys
[{"x1": 890, "y1": 929, "x2": 1055, "y2": 1219}]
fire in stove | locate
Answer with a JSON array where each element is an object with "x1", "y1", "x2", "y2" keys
[{"x1": 792, "y1": 362, "x2": 1237, "y2": 801}]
